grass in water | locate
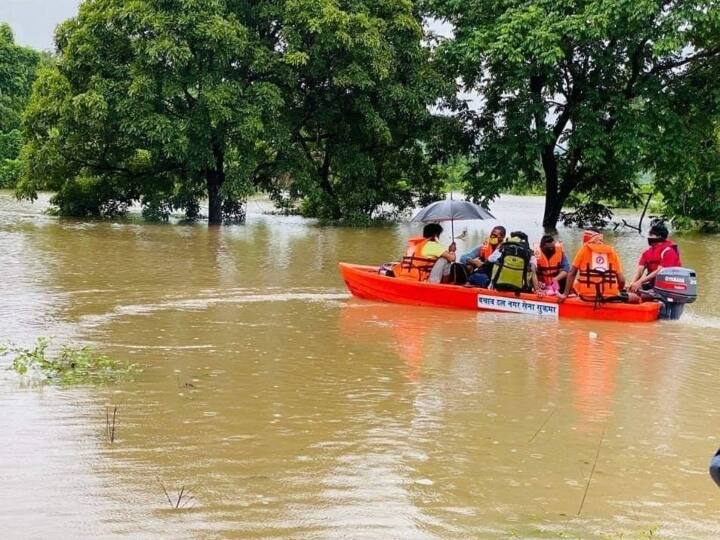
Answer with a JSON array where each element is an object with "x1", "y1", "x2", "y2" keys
[
  {"x1": 157, "y1": 477, "x2": 196, "y2": 510},
  {"x1": 1, "y1": 337, "x2": 139, "y2": 385}
]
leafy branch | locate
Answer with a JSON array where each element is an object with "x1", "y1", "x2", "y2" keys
[{"x1": 1, "y1": 338, "x2": 140, "y2": 385}]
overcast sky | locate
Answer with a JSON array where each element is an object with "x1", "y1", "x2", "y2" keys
[
  {"x1": 0, "y1": 2, "x2": 451, "y2": 51},
  {"x1": 0, "y1": 0, "x2": 80, "y2": 50}
]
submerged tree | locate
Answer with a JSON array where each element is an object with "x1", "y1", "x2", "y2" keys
[
  {"x1": 428, "y1": 0, "x2": 720, "y2": 229},
  {"x1": 650, "y1": 62, "x2": 720, "y2": 228},
  {"x1": 20, "y1": 0, "x2": 450, "y2": 225},
  {"x1": 0, "y1": 23, "x2": 42, "y2": 187},
  {"x1": 256, "y1": 0, "x2": 450, "y2": 222},
  {"x1": 656, "y1": 124, "x2": 720, "y2": 228},
  {"x1": 20, "y1": 0, "x2": 284, "y2": 223}
]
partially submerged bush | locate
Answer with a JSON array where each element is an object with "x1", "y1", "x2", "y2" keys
[
  {"x1": 560, "y1": 201, "x2": 614, "y2": 229},
  {"x1": 1, "y1": 337, "x2": 139, "y2": 385}
]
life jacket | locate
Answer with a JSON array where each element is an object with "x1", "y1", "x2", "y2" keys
[
  {"x1": 574, "y1": 243, "x2": 621, "y2": 300},
  {"x1": 395, "y1": 237, "x2": 437, "y2": 281},
  {"x1": 535, "y1": 242, "x2": 565, "y2": 285},
  {"x1": 479, "y1": 241, "x2": 496, "y2": 260},
  {"x1": 490, "y1": 238, "x2": 533, "y2": 293},
  {"x1": 643, "y1": 240, "x2": 681, "y2": 273},
  {"x1": 404, "y1": 237, "x2": 428, "y2": 257}
]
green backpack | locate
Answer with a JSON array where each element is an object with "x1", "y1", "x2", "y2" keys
[{"x1": 491, "y1": 239, "x2": 532, "y2": 293}]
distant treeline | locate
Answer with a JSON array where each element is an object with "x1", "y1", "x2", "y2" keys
[{"x1": 1, "y1": 0, "x2": 719, "y2": 229}]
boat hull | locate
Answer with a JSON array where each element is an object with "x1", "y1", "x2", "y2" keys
[{"x1": 339, "y1": 263, "x2": 661, "y2": 323}]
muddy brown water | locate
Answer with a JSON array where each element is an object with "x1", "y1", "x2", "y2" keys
[{"x1": 1, "y1": 192, "x2": 719, "y2": 539}]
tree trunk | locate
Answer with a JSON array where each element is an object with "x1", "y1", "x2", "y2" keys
[
  {"x1": 543, "y1": 170, "x2": 579, "y2": 231},
  {"x1": 206, "y1": 170, "x2": 223, "y2": 225},
  {"x1": 206, "y1": 142, "x2": 225, "y2": 226},
  {"x1": 542, "y1": 178, "x2": 576, "y2": 232},
  {"x1": 319, "y1": 148, "x2": 342, "y2": 220},
  {"x1": 541, "y1": 144, "x2": 562, "y2": 231},
  {"x1": 542, "y1": 191, "x2": 564, "y2": 232}
]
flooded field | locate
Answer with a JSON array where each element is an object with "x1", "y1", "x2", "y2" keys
[{"x1": 1, "y1": 192, "x2": 719, "y2": 539}]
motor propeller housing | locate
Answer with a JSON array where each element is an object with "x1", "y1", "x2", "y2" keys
[{"x1": 652, "y1": 267, "x2": 698, "y2": 320}]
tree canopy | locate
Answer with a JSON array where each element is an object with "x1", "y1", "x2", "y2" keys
[
  {"x1": 19, "y1": 0, "x2": 447, "y2": 224},
  {"x1": 257, "y1": 0, "x2": 449, "y2": 222},
  {"x1": 428, "y1": 0, "x2": 720, "y2": 229},
  {"x1": 19, "y1": 0, "x2": 285, "y2": 223},
  {"x1": 0, "y1": 23, "x2": 42, "y2": 187},
  {"x1": 9, "y1": 1, "x2": 720, "y2": 229}
]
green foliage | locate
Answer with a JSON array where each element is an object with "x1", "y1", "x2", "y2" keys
[
  {"x1": 654, "y1": 116, "x2": 720, "y2": 226},
  {"x1": 560, "y1": 201, "x2": 614, "y2": 229},
  {"x1": 436, "y1": 154, "x2": 471, "y2": 192},
  {"x1": 0, "y1": 158, "x2": 22, "y2": 188},
  {"x1": 0, "y1": 23, "x2": 41, "y2": 132},
  {"x1": 428, "y1": 0, "x2": 720, "y2": 229},
  {"x1": 51, "y1": 174, "x2": 131, "y2": 217},
  {"x1": 19, "y1": 0, "x2": 285, "y2": 223},
  {"x1": 1, "y1": 337, "x2": 139, "y2": 385},
  {"x1": 0, "y1": 24, "x2": 42, "y2": 188},
  {"x1": 0, "y1": 129, "x2": 23, "y2": 187},
  {"x1": 255, "y1": 0, "x2": 451, "y2": 222},
  {"x1": 0, "y1": 129, "x2": 22, "y2": 159},
  {"x1": 19, "y1": 0, "x2": 449, "y2": 224}
]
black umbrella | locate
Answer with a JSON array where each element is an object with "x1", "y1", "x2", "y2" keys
[{"x1": 411, "y1": 198, "x2": 495, "y2": 238}]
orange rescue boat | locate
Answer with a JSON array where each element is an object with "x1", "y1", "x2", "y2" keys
[{"x1": 339, "y1": 263, "x2": 663, "y2": 323}]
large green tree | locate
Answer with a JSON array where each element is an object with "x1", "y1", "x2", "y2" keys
[
  {"x1": 0, "y1": 23, "x2": 41, "y2": 187},
  {"x1": 20, "y1": 0, "x2": 284, "y2": 224},
  {"x1": 428, "y1": 0, "x2": 720, "y2": 229},
  {"x1": 21, "y1": 0, "x2": 449, "y2": 224},
  {"x1": 650, "y1": 59, "x2": 720, "y2": 226},
  {"x1": 258, "y1": 0, "x2": 449, "y2": 222}
]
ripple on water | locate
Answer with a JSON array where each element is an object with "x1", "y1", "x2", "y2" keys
[{"x1": 2, "y1": 191, "x2": 720, "y2": 538}]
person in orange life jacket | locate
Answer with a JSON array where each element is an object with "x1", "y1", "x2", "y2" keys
[
  {"x1": 628, "y1": 222, "x2": 682, "y2": 292},
  {"x1": 418, "y1": 223, "x2": 457, "y2": 283},
  {"x1": 535, "y1": 234, "x2": 570, "y2": 295},
  {"x1": 460, "y1": 226, "x2": 507, "y2": 267},
  {"x1": 460, "y1": 226, "x2": 506, "y2": 287},
  {"x1": 557, "y1": 229, "x2": 626, "y2": 303}
]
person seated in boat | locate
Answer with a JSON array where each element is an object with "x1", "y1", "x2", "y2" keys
[
  {"x1": 486, "y1": 231, "x2": 541, "y2": 293},
  {"x1": 460, "y1": 225, "x2": 506, "y2": 287},
  {"x1": 628, "y1": 222, "x2": 682, "y2": 293},
  {"x1": 397, "y1": 223, "x2": 454, "y2": 280},
  {"x1": 557, "y1": 229, "x2": 626, "y2": 303},
  {"x1": 534, "y1": 234, "x2": 570, "y2": 296},
  {"x1": 404, "y1": 223, "x2": 456, "y2": 283},
  {"x1": 460, "y1": 225, "x2": 506, "y2": 266}
]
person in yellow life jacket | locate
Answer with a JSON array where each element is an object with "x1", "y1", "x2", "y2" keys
[
  {"x1": 557, "y1": 229, "x2": 626, "y2": 303},
  {"x1": 535, "y1": 234, "x2": 570, "y2": 295},
  {"x1": 399, "y1": 223, "x2": 456, "y2": 282}
]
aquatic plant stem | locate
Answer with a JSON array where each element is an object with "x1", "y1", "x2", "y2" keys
[
  {"x1": 578, "y1": 425, "x2": 606, "y2": 516},
  {"x1": 157, "y1": 477, "x2": 174, "y2": 508},
  {"x1": 106, "y1": 406, "x2": 117, "y2": 443},
  {"x1": 528, "y1": 408, "x2": 556, "y2": 444}
]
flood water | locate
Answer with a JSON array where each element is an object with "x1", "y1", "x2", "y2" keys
[{"x1": 1, "y1": 191, "x2": 719, "y2": 539}]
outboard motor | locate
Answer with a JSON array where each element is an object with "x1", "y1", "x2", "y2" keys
[{"x1": 652, "y1": 267, "x2": 698, "y2": 320}]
